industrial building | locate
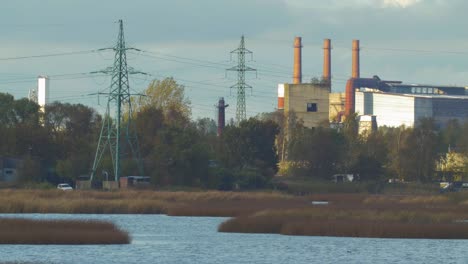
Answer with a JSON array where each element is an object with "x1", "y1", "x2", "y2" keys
[
  {"x1": 355, "y1": 87, "x2": 468, "y2": 127},
  {"x1": 277, "y1": 37, "x2": 331, "y2": 129},
  {"x1": 278, "y1": 82, "x2": 330, "y2": 128},
  {"x1": 278, "y1": 36, "x2": 468, "y2": 130},
  {"x1": 344, "y1": 40, "x2": 468, "y2": 128}
]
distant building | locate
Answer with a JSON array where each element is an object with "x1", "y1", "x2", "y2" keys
[
  {"x1": 0, "y1": 157, "x2": 21, "y2": 182},
  {"x1": 329, "y1": 92, "x2": 345, "y2": 122},
  {"x1": 278, "y1": 83, "x2": 330, "y2": 129},
  {"x1": 355, "y1": 90, "x2": 468, "y2": 127},
  {"x1": 358, "y1": 115, "x2": 377, "y2": 135}
]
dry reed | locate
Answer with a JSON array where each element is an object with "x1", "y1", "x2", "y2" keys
[
  {"x1": 0, "y1": 189, "x2": 297, "y2": 215},
  {"x1": 0, "y1": 218, "x2": 130, "y2": 244},
  {"x1": 219, "y1": 193, "x2": 468, "y2": 239}
]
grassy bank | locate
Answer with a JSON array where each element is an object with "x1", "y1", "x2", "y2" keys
[
  {"x1": 3, "y1": 189, "x2": 468, "y2": 239},
  {"x1": 0, "y1": 218, "x2": 130, "y2": 244},
  {"x1": 0, "y1": 189, "x2": 300, "y2": 216},
  {"x1": 219, "y1": 193, "x2": 468, "y2": 239}
]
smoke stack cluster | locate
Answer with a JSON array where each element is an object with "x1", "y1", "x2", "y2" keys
[
  {"x1": 323, "y1": 39, "x2": 331, "y2": 85},
  {"x1": 293, "y1": 37, "x2": 302, "y2": 84}
]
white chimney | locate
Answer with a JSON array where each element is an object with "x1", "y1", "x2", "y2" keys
[{"x1": 37, "y1": 76, "x2": 49, "y2": 110}]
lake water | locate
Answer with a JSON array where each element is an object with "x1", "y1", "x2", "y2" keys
[{"x1": 0, "y1": 214, "x2": 467, "y2": 264}]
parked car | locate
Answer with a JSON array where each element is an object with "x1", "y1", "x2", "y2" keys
[{"x1": 57, "y1": 183, "x2": 73, "y2": 191}]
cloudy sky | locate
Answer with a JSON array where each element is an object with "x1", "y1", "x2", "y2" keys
[{"x1": 1, "y1": 0, "x2": 467, "y2": 120}]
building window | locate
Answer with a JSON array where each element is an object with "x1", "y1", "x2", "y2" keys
[{"x1": 307, "y1": 103, "x2": 317, "y2": 112}]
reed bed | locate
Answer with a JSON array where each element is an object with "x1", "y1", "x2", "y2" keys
[
  {"x1": 218, "y1": 193, "x2": 468, "y2": 239},
  {"x1": 219, "y1": 205, "x2": 468, "y2": 239},
  {"x1": 3, "y1": 189, "x2": 468, "y2": 238},
  {"x1": 0, "y1": 189, "x2": 298, "y2": 215},
  {"x1": 0, "y1": 218, "x2": 130, "y2": 244}
]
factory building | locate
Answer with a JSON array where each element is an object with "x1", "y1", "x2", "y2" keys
[
  {"x1": 329, "y1": 92, "x2": 345, "y2": 122},
  {"x1": 355, "y1": 88, "x2": 468, "y2": 127},
  {"x1": 278, "y1": 37, "x2": 331, "y2": 129},
  {"x1": 278, "y1": 83, "x2": 330, "y2": 128},
  {"x1": 278, "y1": 37, "x2": 468, "y2": 130},
  {"x1": 344, "y1": 40, "x2": 468, "y2": 128}
]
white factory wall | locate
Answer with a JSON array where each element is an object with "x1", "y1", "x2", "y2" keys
[
  {"x1": 356, "y1": 92, "x2": 417, "y2": 127},
  {"x1": 372, "y1": 93, "x2": 416, "y2": 127},
  {"x1": 356, "y1": 91, "x2": 468, "y2": 128},
  {"x1": 355, "y1": 92, "x2": 364, "y2": 115}
]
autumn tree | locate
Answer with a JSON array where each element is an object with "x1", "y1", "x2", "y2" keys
[{"x1": 138, "y1": 77, "x2": 191, "y2": 119}]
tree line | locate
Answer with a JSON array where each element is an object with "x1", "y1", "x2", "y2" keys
[{"x1": 1, "y1": 77, "x2": 467, "y2": 189}]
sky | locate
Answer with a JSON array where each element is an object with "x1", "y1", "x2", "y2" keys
[{"x1": 1, "y1": 0, "x2": 468, "y2": 121}]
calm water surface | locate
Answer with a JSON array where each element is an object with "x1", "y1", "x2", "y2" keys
[{"x1": 0, "y1": 214, "x2": 467, "y2": 264}]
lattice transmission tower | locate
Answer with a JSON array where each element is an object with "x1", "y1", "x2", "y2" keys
[
  {"x1": 90, "y1": 20, "x2": 144, "y2": 181},
  {"x1": 227, "y1": 35, "x2": 256, "y2": 123}
]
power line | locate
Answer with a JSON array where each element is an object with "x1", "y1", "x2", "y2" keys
[
  {"x1": 0, "y1": 49, "x2": 104, "y2": 61},
  {"x1": 362, "y1": 47, "x2": 468, "y2": 55}
]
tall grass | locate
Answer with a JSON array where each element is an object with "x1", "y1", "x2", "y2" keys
[
  {"x1": 219, "y1": 207, "x2": 468, "y2": 239},
  {"x1": 0, "y1": 218, "x2": 130, "y2": 244},
  {"x1": 0, "y1": 189, "x2": 297, "y2": 215},
  {"x1": 218, "y1": 193, "x2": 468, "y2": 239},
  {"x1": 4, "y1": 189, "x2": 468, "y2": 238}
]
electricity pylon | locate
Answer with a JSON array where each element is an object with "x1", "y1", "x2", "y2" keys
[
  {"x1": 227, "y1": 35, "x2": 256, "y2": 123},
  {"x1": 90, "y1": 19, "x2": 144, "y2": 182}
]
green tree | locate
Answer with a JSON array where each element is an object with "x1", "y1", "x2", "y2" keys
[
  {"x1": 219, "y1": 118, "x2": 279, "y2": 188},
  {"x1": 288, "y1": 127, "x2": 344, "y2": 179},
  {"x1": 139, "y1": 77, "x2": 191, "y2": 119},
  {"x1": 44, "y1": 102, "x2": 101, "y2": 182},
  {"x1": 399, "y1": 118, "x2": 439, "y2": 182}
]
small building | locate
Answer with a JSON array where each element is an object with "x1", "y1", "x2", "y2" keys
[
  {"x1": 0, "y1": 157, "x2": 21, "y2": 182},
  {"x1": 119, "y1": 176, "x2": 151, "y2": 189},
  {"x1": 358, "y1": 115, "x2": 377, "y2": 135},
  {"x1": 332, "y1": 174, "x2": 356, "y2": 183}
]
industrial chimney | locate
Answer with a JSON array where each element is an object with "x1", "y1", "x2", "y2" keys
[
  {"x1": 323, "y1": 39, "x2": 331, "y2": 87},
  {"x1": 293, "y1": 37, "x2": 302, "y2": 84},
  {"x1": 37, "y1": 75, "x2": 49, "y2": 113},
  {"x1": 217, "y1": 97, "x2": 229, "y2": 137},
  {"x1": 352, "y1": 39, "x2": 360, "y2": 79}
]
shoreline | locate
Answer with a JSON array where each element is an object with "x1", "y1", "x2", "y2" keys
[{"x1": 1, "y1": 189, "x2": 468, "y2": 239}]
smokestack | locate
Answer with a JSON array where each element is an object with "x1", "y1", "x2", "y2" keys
[
  {"x1": 352, "y1": 40, "x2": 360, "y2": 79},
  {"x1": 293, "y1": 37, "x2": 302, "y2": 84},
  {"x1": 217, "y1": 97, "x2": 229, "y2": 137},
  {"x1": 323, "y1": 39, "x2": 331, "y2": 86},
  {"x1": 37, "y1": 75, "x2": 49, "y2": 113}
]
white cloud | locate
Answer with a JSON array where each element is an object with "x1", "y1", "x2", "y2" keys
[
  {"x1": 283, "y1": 0, "x2": 423, "y2": 9},
  {"x1": 382, "y1": 0, "x2": 422, "y2": 8}
]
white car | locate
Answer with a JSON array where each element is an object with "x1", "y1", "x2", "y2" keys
[{"x1": 57, "y1": 183, "x2": 73, "y2": 191}]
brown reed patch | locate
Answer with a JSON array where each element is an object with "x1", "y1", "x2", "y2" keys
[
  {"x1": 0, "y1": 218, "x2": 130, "y2": 244},
  {"x1": 167, "y1": 198, "x2": 307, "y2": 217},
  {"x1": 219, "y1": 207, "x2": 468, "y2": 239},
  {"x1": 0, "y1": 189, "x2": 297, "y2": 215}
]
